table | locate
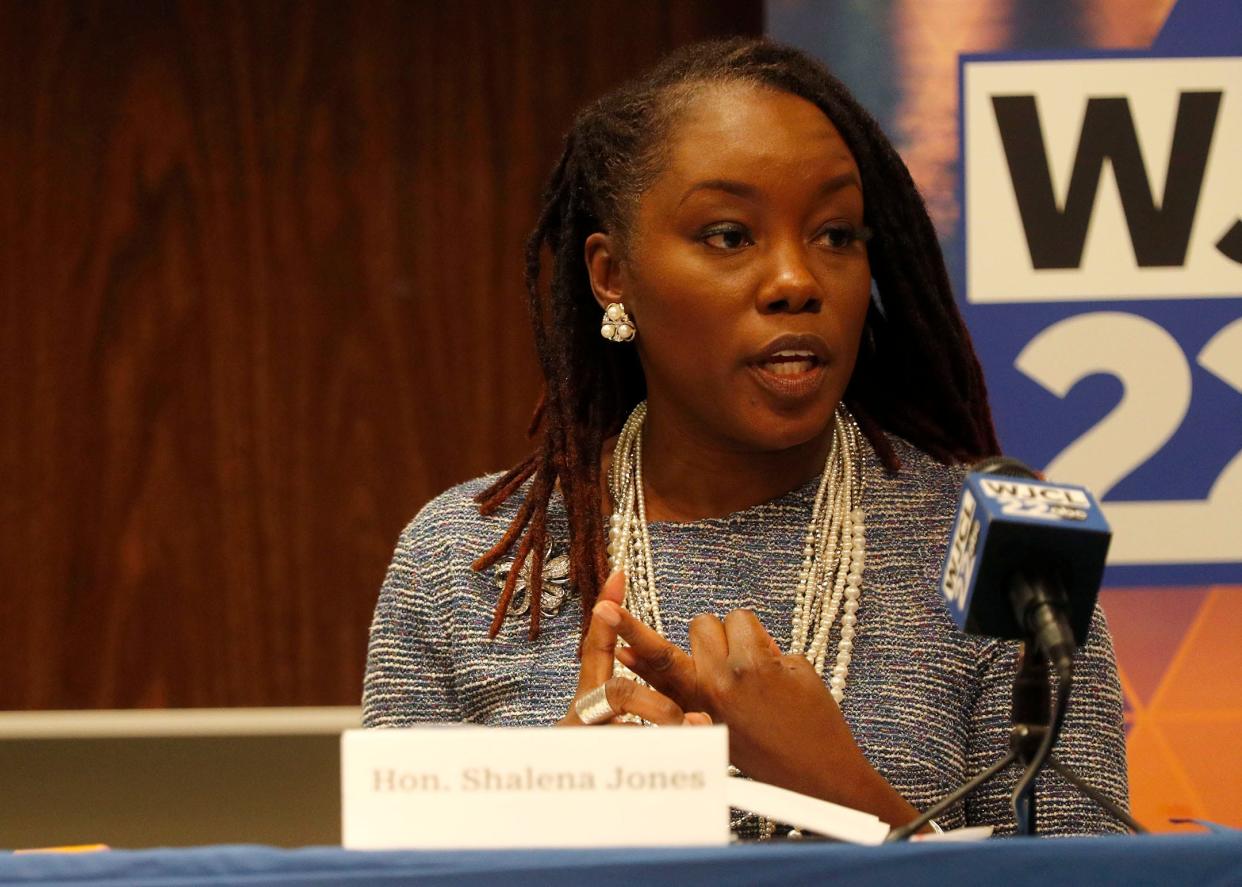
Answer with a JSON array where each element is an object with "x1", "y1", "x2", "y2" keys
[{"x1": 3, "y1": 832, "x2": 1241, "y2": 886}]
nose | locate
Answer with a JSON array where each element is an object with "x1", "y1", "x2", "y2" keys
[{"x1": 755, "y1": 237, "x2": 822, "y2": 314}]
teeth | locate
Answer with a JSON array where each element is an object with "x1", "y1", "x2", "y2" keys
[
  {"x1": 762, "y1": 359, "x2": 816, "y2": 376},
  {"x1": 771, "y1": 350, "x2": 815, "y2": 359}
]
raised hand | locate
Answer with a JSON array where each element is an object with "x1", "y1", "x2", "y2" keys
[
  {"x1": 557, "y1": 572, "x2": 710, "y2": 727},
  {"x1": 595, "y1": 598, "x2": 920, "y2": 826}
]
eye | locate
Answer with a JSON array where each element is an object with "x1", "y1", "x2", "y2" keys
[
  {"x1": 816, "y1": 221, "x2": 873, "y2": 250},
  {"x1": 700, "y1": 223, "x2": 754, "y2": 251}
]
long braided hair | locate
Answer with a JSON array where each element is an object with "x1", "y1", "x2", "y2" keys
[{"x1": 471, "y1": 38, "x2": 999, "y2": 640}]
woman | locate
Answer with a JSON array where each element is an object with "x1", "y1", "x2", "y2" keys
[{"x1": 363, "y1": 38, "x2": 1128, "y2": 837}]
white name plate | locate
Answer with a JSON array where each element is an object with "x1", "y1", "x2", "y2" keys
[{"x1": 341, "y1": 726, "x2": 729, "y2": 849}]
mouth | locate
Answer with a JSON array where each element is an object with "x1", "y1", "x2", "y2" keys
[
  {"x1": 755, "y1": 350, "x2": 822, "y2": 376},
  {"x1": 746, "y1": 335, "x2": 831, "y2": 402}
]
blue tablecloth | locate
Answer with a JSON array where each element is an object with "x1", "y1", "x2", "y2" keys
[{"x1": 3, "y1": 833, "x2": 1241, "y2": 886}]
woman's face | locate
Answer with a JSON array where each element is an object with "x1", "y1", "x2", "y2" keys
[{"x1": 587, "y1": 83, "x2": 872, "y2": 454}]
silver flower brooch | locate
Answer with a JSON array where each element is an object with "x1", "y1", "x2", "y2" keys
[{"x1": 494, "y1": 547, "x2": 574, "y2": 617}]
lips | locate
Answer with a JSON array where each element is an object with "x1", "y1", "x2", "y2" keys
[{"x1": 746, "y1": 334, "x2": 831, "y2": 401}]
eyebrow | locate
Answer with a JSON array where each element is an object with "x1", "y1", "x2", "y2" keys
[{"x1": 677, "y1": 171, "x2": 862, "y2": 207}]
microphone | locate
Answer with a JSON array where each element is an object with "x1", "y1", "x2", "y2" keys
[
  {"x1": 890, "y1": 458, "x2": 1140, "y2": 840},
  {"x1": 939, "y1": 456, "x2": 1111, "y2": 677}
]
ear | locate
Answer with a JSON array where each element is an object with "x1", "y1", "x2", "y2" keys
[{"x1": 584, "y1": 231, "x2": 627, "y2": 312}]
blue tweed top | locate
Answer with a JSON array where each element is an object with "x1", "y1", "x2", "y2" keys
[{"x1": 363, "y1": 435, "x2": 1129, "y2": 836}]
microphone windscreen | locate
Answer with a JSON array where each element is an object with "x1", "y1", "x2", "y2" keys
[{"x1": 940, "y1": 467, "x2": 1111, "y2": 645}]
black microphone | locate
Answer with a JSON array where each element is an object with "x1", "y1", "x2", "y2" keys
[
  {"x1": 887, "y1": 460, "x2": 1134, "y2": 841},
  {"x1": 939, "y1": 456, "x2": 1111, "y2": 677}
]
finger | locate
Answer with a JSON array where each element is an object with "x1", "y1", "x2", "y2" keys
[
  {"x1": 614, "y1": 644, "x2": 639, "y2": 672},
  {"x1": 688, "y1": 612, "x2": 728, "y2": 670},
  {"x1": 682, "y1": 711, "x2": 713, "y2": 726},
  {"x1": 593, "y1": 676, "x2": 685, "y2": 726},
  {"x1": 723, "y1": 609, "x2": 780, "y2": 669},
  {"x1": 598, "y1": 568, "x2": 626, "y2": 606},
  {"x1": 595, "y1": 600, "x2": 696, "y2": 702},
  {"x1": 577, "y1": 572, "x2": 624, "y2": 693}
]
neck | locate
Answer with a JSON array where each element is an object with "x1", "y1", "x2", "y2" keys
[{"x1": 637, "y1": 400, "x2": 836, "y2": 522}]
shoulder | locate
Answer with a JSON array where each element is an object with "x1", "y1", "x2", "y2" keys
[
  {"x1": 393, "y1": 473, "x2": 508, "y2": 570},
  {"x1": 860, "y1": 434, "x2": 975, "y2": 628},
  {"x1": 869, "y1": 433, "x2": 968, "y2": 521},
  {"x1": 392, "y1": 471, "x2": 568, "y2": 577},
  {"x1": 891, "y1": 434, "x2": 969, "y2": 482},
  {"x1": 376, "y1": 473, "x2": 519, "y2": 630},
  {"x1": 406, "y1": 473, "x2": 506, "y2": 535}
]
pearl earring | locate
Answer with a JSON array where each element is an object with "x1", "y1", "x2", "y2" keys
[{"x1": 600, "y1": 303, "x2": 636, "y2": 342}]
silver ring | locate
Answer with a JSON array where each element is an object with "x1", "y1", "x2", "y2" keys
[{"x1": 574, "y1": 683, "x2": 616, "y2": 725}]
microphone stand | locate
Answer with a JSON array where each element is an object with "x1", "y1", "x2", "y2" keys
[{"x1": 885, "y1": 644, "x2": 1145, "y2": 841}]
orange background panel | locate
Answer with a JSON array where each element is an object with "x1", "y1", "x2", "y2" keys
[
  {"x1": 1100, "y1": 586, "x2": 1242, "y2": 831},
  {"x1": 1122, "y1": 720, "x2": 1204, "y2": 832},
  {"x1": 1160, "y1": 716, "x2": 1242, "y2": 825},
  {"x1": 1149, "y1": 588, "x2": 1242, "y2": 711},
  {"x1": 1101, "y1": 587, "x2": 1208, "y2": 705}
]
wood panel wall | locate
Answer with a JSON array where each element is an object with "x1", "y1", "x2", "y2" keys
[{"x1": 0, "y1": 0, "x2": 762, "y2": 709}]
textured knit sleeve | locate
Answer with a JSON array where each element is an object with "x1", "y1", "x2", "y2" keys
[
  {"x1": 362, "y1": 516, "x2": 464, "y2": 727},
  {"x1": 963, "y1": 602, "x2": 1130, "y2": 834}
]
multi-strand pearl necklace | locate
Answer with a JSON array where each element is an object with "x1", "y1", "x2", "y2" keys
[{"x1": 606, "y1": 401, "x2": 866, "y2": 701}]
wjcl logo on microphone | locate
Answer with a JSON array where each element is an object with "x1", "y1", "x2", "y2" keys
[
  {"x1": 943, "y1": 490, "x2": 980, "y2": 611},
  {"x1": 978, "y1": 479, "x2": 1092, "y2": 522}
]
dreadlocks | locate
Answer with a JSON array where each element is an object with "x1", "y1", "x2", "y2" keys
[{"x1": 471, "y1": 38, "x2": 999, "y2": 640}]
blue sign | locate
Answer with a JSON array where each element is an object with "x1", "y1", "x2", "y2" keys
[{"x1": 958, "y1": 0, "x2": 1242, "y2": 585}]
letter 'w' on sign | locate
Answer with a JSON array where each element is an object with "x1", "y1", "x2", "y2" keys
[
  {"x1": 992, "y1": 92, "x2": 1220, "y2": 269},
  {"x1": 963, "y1": 57, "x2": 1242, "y2": 303},
  {"x1": 960, "y1": 39, "x2": 1242, "y2": 582}
]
